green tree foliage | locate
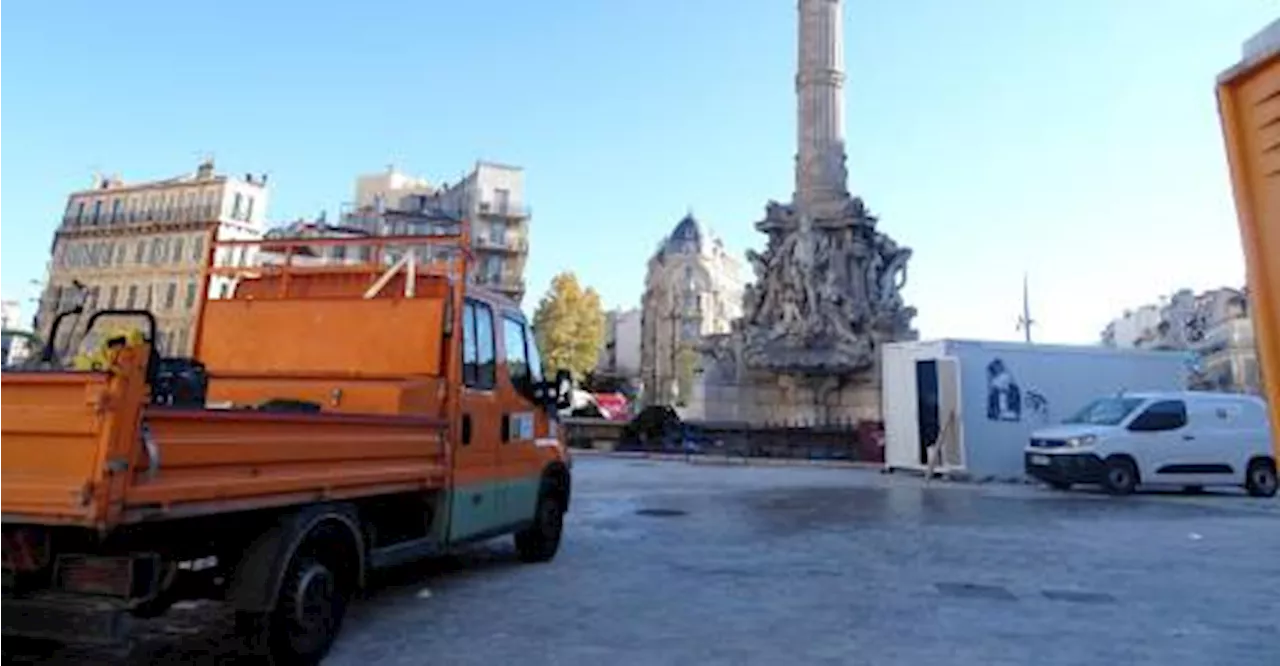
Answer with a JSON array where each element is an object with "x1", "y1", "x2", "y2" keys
[{"x1": 532, "y1": 272, "x2": 605, "y2": 381}]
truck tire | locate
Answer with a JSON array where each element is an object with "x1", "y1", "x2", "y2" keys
[
  {"x1": 514, "y1": 492, "x2": 564, "y2": 563},
  {"x1": 1244, "y1": 458, "x2": 1278, "y2": 498},
  {"x1": 237, "y1": 522, "x2": 358, "y2": 665}
]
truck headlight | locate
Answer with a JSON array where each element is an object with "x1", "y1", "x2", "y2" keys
[{"x1": 1067, "y1": 435, "x2": 1097, "y2": 448}]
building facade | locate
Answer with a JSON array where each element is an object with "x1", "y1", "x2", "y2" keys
[
  {"x1": 596, "y1": 307, "x2": 642, "y2": 383},
  {"x1": 640, "y1": 214, "x2": 744, "y2": 406},
  {"x1": 1, "y1": 300, "x2": 34, "y2": 367},
  {"x1": 343, "y1": 163, "x2": 530, "y2": 303},
  {"x1": 36, "y1": 160, "x2": 268, "y2": 357},
  {"x1": 1101, "y1": 286, "x2": 1260, "y2": 393}
]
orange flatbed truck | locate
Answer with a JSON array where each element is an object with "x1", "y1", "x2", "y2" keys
[
  {"x1": 1, "y1": 229, "x2": 573, "y2": 664},
  {"x1": 1217, "y1": 21, "x2": 1280, "y2": 460}
]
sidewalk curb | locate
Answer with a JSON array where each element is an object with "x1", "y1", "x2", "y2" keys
[{"x1": 570, "y1": 448, "x2": 883, "y2": 470}]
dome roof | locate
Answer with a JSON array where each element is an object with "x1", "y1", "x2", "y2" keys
[{"x1": 663, "y1": 213, "x2": 705, "y2": 255}]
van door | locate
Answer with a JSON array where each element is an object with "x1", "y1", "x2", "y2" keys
[
  {"x1": 495, "y1": 314, "x2": 547, "y2": 529},
  {"x1": 449, "y1": 299, "x2": 503, "y2": 542},
  {"x1": 1189, "y1": 398, "x2": 1251, "y2": 484},
  {"x1": 1126, "y1": 398, "x2": 1200, "y2": 487}
]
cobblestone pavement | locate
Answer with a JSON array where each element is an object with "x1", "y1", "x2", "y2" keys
[{"x1": 6, "y1": 457, "x2": 1279, "y2": 665}]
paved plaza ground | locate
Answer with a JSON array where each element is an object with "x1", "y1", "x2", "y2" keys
[{"x1": 7, "y1": 456, "x2": 1279, "y2": 665}]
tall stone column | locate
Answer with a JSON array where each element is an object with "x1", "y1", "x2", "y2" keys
[{"x1": 794, "y1": 0, "x2": 849, "y2": 213}]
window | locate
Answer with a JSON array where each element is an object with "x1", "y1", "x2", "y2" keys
[
  {"x1": 503, "y1": 316, "x2": 530, "y2": 388},
  {"x1": 231, "y1": 193, "x2": 243, "y2": 220},
  {"x1": 1128, "y1": 400, "x2": 1187, "y2": 433},
  {"x1": 681, "y1": 319, "x2": 699, "y2": 340},
  {"x1": 75, "y1": 201, "x2": 86, "y2": 224},
  {"x1": 192, "y1": 235, "x2": 205, "y2": 262},
  {"x1": 164, "y1": 282, "x2": 177, "y2": 310},
  {"x1": 107, "y1": 286, "x2": 118, "y2": 309},
  {"x1": 177, "y1": 329, "x2": 189, "y2": 355},
  {"x1": 463, "y1": 302, "x2": 478, "y2": 387},
  {"x1": 185, "y1": 281, "x2": 197, "y2": 309},
  {"x1": 245, "y1": 196, "x2": 255, "y2": 221},
  {"x1": 126, "y1": 285, "x2": 138, "y2": 309},
  {"x1": 462, "y1": 300, "x2": 497, "y2": 390},
  {"x1": 143, "y1": 285, "x2": 153, "y2": 309},
  {"x1": 115, "y1": 244, "x2": 126, "y2": 265},
  {"x1": 92, "y1": 200, "x2": 102, "y2": 224},
  {"x1": 110, "y1": 199, "x2": 122, "y2": 223},
  {"x1": 134, "y1": 241, "x2": 145, "y2": 264},
  {"x1": 172, "y1": 237, "x2": 184, "y2": 264}
]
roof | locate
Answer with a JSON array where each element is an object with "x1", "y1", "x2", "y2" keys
[{"x1": 661, "y1": 213, "x2": 706, "y2": 256}]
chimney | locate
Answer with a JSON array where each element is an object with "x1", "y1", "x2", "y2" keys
[{"x1": 196, "y1": 159, "x2": 215, "y2": 180}]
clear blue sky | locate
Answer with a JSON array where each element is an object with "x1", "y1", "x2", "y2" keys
[{"x1": 3, "y1": 1, "x2": 1275, "y2": 343}]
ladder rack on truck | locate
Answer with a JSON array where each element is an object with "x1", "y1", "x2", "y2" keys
[{"x1": 2, "y1": 226, "x2": 573, "y2": 664}]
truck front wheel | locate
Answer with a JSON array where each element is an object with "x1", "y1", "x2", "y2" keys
[
  {"x1": 238, "y1": 524, "x2": 357, "y2": 665},
  {"x1": 514, "y1": 493, "x2": 564, "y2": 563}
]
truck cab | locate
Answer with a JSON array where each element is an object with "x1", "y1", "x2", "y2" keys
[{"x1": 2, "y1": 230, "x2": 572, "y2": 664}]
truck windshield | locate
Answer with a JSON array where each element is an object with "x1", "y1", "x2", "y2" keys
[{"x1": 1062, "y1": 397, "x2": 1147, "y2": 426}]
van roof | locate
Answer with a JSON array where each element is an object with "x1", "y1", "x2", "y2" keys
[{"x1": 1118, "y1": 390, "x2": 1266, "y2": 406}]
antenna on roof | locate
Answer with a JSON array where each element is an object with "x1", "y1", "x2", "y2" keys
[{"x1": 1015, "y1": 271, "x2": 1035, "y2": 344}]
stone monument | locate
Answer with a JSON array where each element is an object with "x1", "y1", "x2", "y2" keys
[{"x1": 694, "y1": 0, "x2": 917, "y2": 425}]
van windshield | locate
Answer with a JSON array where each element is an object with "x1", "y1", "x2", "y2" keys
[{"x1": 1063, "y1": 397, "x2": 1147, "y2": 426}]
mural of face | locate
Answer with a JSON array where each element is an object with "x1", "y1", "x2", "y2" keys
[{"x1": 986, "y1": 358, "x2": 1022, "y2": 422}]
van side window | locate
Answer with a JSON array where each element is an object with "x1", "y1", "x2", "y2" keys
[
  {"x1": 503, "y1": 316, "x2": 530, "y2": 388},
  {"x1": 473, "y1": 301, "x2": 497, "y2": 390},
  {"x1": 1128, "y1": 400, "x2": 1187, "y2": 432}
]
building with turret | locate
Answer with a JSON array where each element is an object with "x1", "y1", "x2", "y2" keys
[{"x1": 639, "y1": 213, "x2": 744, "y2": 406}]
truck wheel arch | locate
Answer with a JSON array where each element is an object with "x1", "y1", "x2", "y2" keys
[
  {"x1": 227, "y1": 504, "x2": 366, "y2": 613},
  {"x1": 542, "y1": 462, "x2": 572, "y2": 513}
]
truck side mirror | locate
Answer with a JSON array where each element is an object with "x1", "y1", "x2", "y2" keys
[{"x1": 555, "y1": 369, "x2": 573, "y2": 411}]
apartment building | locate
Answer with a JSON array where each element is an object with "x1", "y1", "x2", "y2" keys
[
  {"x1": 344, "y1": 163, "x2": 531, "y2": 303},
  {"x1": 1101, "y1": 286, "x2": 1261, "y2": 393},
  {"x1": 37, "y1": 160, "x2": 268, "y2": 356}
]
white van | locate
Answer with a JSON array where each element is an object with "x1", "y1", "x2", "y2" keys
[{"x1": 1024, "y1": 391, "x2": 1276, "y2": 497}]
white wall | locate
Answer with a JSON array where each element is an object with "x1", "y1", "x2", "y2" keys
[
  {"x1": 885, "y1": 340, "x2": 1192, "y2": 479},
  {"x1": 614, "y1": 308, "x2": 642, "y2": 375},
  {"x1": 882, "y1": 340, "x2": 950, "y2": 471}
]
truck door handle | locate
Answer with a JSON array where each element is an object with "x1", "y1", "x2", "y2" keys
[
  {"x1": 462, "y1": 414, "x2": 472, "y2": 445},
  {"x1": 500, "y1": 414, "x2": 511, "y2": 443}
]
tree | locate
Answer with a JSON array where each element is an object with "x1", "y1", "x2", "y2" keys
[{"x1": 532, "y1": 272, "x2": 605, "y2": 381}]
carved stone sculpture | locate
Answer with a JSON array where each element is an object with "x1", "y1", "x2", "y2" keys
[{"x1": 732, "y1": 196, "x2": 916, "y2": 376}]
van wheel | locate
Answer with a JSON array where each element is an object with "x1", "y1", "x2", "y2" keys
[
  {"x1": 1245, "y1": 458, "x2": 1278, "y2": 498},
  {"x1": 515, "y1": 493, "x2": 564, "y2": 563},
  {"x1": 238, "y1": 526, "x2": 356, "y2": 665},
  {"x1": 1102, "y1": 457, "x2": 1139, "y2": 496}
]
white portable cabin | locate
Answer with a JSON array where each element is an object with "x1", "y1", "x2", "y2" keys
[{"x1": 881, "y1": 339, "x2": 1192, "y2": 481}]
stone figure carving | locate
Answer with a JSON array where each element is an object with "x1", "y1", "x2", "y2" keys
[{"x1": 733, "y1": 196, "x2": 917, "y2": 375}]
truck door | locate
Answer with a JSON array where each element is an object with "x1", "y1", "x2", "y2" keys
[
  {"x1": 495, "y1": 314, "x2": 549, "y2": 528},
  {"x1": 449, "y1": 299, "x2": 503, "y2": 542}
]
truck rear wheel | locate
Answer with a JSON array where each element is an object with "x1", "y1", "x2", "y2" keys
[
  {"x1": 238, "y1": 524, "x2": 357, "y2": 665},
  {"x1": 514, "y1": 493, "x2": 564, "y2": 563}
]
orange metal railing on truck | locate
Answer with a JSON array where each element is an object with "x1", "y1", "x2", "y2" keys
[{"x1": 2, "y1": 230, "x2": 474, "y2": 529}]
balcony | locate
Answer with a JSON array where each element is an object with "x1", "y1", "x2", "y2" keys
[
  {"x1": 475, "y1": 273, "x2": 525, "y2": 295},
  {"x1": 473, "y1": 235, "x2": 529, "y2": 254},
  {"x1": 476, "y1": 201, "x2": 531, "y2": 220}
]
